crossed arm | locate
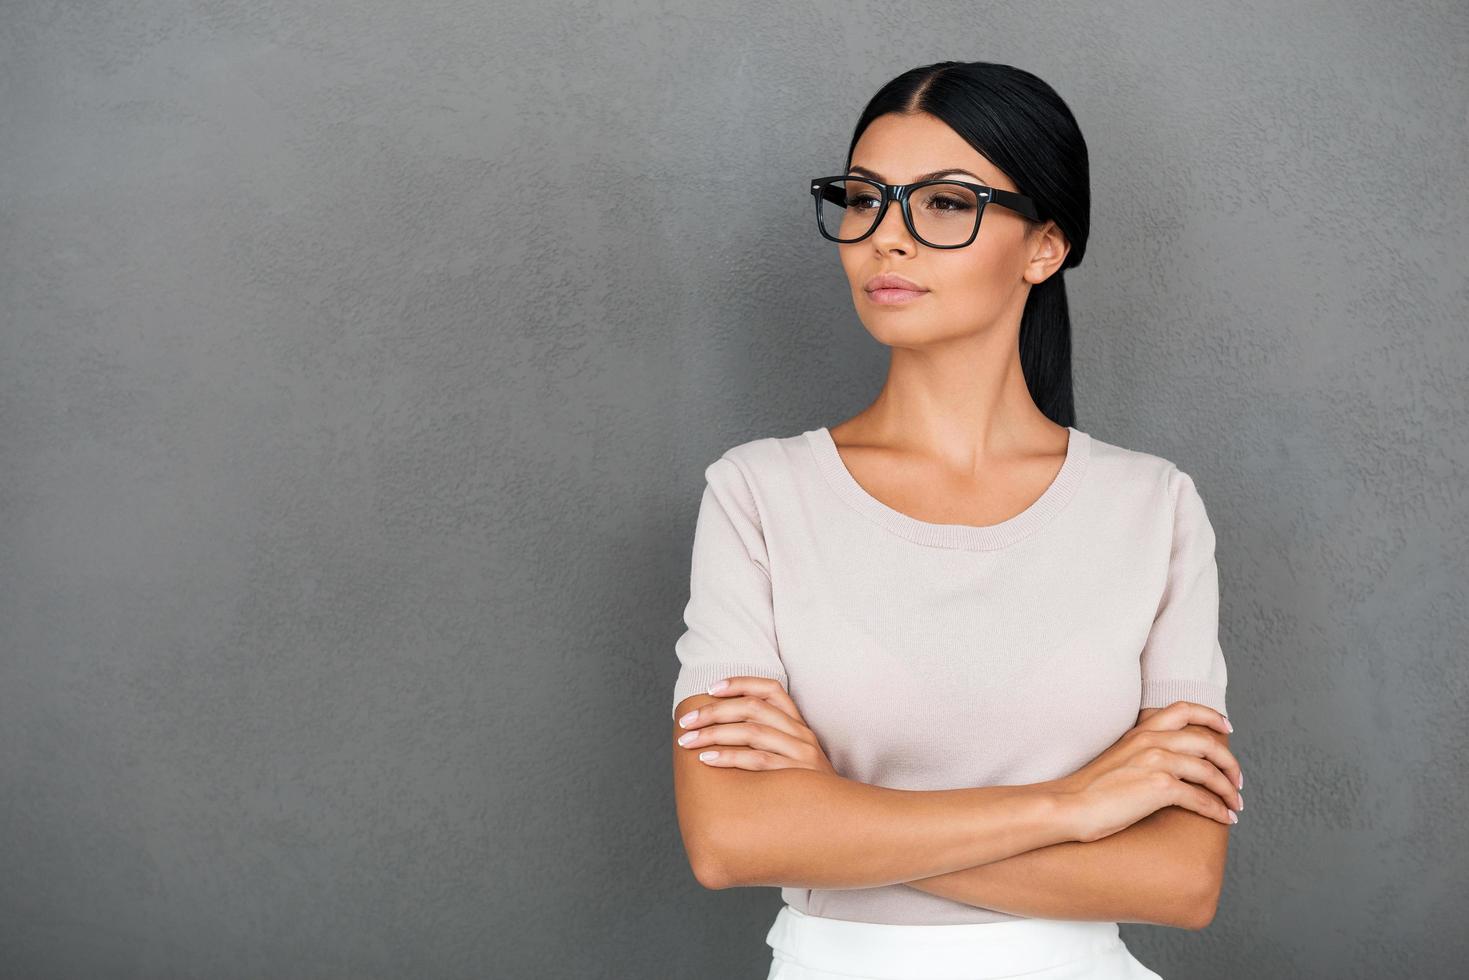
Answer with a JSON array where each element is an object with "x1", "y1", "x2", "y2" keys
[
  {"x1": 897, "y1": 707, "x2": 1231, "y2": 929},
  {"x1": 674, "y1": 702, "x2": 1231, "y2": 929}
]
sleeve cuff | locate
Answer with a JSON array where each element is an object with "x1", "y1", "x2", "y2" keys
[
  {"x1": 672, "y1": 662, "x2": 790, "y2": 720},
  {"x1": 1141, "y1": 678, "x2": 1228, "y2": 718}
]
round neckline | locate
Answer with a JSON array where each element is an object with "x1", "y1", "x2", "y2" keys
[{"x1": 803, "y1": 425, "x2": 1092, "y2": 551}]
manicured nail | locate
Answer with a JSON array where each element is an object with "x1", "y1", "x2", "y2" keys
[
  {"x1": 1228, "y1": 810, "x2": 1238, "y2": 824},
  {"x1": 708, "y1": 679, "x2": 730, "y2": 694},
  {"x1": 1237, "y1": 793, "x2": 1243, "y2": 811},
  {"x1": 1224, "y1": 717, "x2": 1234, "y2": 732},
  {"x1": 677, "y1": 732, "x2": 697, "y2": 746},
  {"x1": 1238, "y1": 772, "x2": 1244, "y2": 790},
  {"x1": 699, "y1": 751, "x2": 719, "y2": 762},
  {"x1": 678, "y1": 710, "x2": 699, "y2": 728}
]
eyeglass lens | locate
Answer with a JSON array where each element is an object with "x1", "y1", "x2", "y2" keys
[{"x1": 818, "y1": 178, "x2": 982, "y2": 247}]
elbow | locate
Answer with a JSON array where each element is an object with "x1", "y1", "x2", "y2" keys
[
  {"x1": 1181, "y1": 892, "x2": 1219, "y2": 931},
  {"x1": 675, "y1": 763, "x2": 822, "y2": 891},
  {"x1": 1177, "y1": 891, "x2": 1218, "y2": 931},
  {"x1": 686, "y1": 826, "x2": 746, "y2": 890},
  {"x1": 1172, "y1": 824, "x2": 1228, "y2": 930},
  {"x1": 689, "y1": 853, "x2": 732, "y2": 891},
  {"x1": 689, "y1": 828, "x2": 761, "y2": 890},
  {"x1": 681, "y1": 829, "x2": 734, "y2": 890},
  {"x1": 687, "y1": 826, "x2": 782, "y2": 891},
  {"x1": 1177, "y1": 871, "x2": 1224, "y2": 930},
  {"x1": 681, "y1": 818, "x2": 745, "y2": 891}
]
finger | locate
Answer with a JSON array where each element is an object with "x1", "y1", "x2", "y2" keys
[
  {"x1": 691, "y1": 746, "x2": 793, "y2": 771},
  {"x1": 1169, "y1": 778, "x2": 1239, "y2": 826},
  {"x1": 676, "y1": 720, "x2": 813, "y2": 762},
  {"x1": 706, "y1": 675, "x2": 807, "y2": 725},
  {"x1": 678, "y1": 694, "x2": 808, "y2": 743},
  {"x1": 1166, "y1": 753, "x2": 1243, "y2": 812},
  {"x1": 1159, "y1": 729, "x2": 1243, "y2": 794},
  {"x1": 1136, "y1": 700, "x2": 1232, "y2": 737},
  {"x1": 686, "y1": 682, "x2": 811, "y2": 742}
]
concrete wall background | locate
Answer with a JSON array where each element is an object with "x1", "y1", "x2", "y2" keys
[{"x1": 2, "y1": 1, "x2": 1465, "y2": 977}]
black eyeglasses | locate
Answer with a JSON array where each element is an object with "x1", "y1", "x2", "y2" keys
[{"x1": 809, "y1": 175, "x2": 1040, "y2": 249}]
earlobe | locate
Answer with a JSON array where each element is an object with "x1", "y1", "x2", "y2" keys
[
  {"x1": 1032, "y1": 229, "x2": 1070, "y2": 282},
  {"x1": 1025, "y1": 251, "x2": 1061, "y2": 285}
]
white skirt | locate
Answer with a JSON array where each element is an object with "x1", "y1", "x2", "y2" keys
[{"x1": 765, "y1": 904, "x2": 1165, "y2": 980}]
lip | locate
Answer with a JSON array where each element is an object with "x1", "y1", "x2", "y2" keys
[
  {"x1": 864, "y1": 273, "x2": 929, "y2": 305},
  {"x1": 867, "y1": 288, "x2": 928, "y2": 305},
  {"x1": 865, "y1": 273, "x2": 927, "y2": 293}
]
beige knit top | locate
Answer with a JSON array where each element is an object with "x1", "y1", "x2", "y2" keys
[{"x1": 671, "y1": 425, "x2": 1229, "y2": 924}]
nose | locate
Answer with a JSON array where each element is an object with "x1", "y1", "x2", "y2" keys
[{"x1": 868, "y1": 197, "x2": 915, "y2": 254}]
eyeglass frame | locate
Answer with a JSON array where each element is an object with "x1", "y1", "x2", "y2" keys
[{"x1": 809, "y1": 175, "x2": 1041, "y2": 249}]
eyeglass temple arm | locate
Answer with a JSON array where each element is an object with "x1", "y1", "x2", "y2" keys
[
  {"x1": 988, "y1": 187, "x2": 1041, "y2": 222},
  {"x1": 814, "y1": 182, "x2": 845, "y2": 208}
]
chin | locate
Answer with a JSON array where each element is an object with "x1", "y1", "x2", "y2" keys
[{"x1": 859, "y1": 317, "x2": 949, "y2": 347}]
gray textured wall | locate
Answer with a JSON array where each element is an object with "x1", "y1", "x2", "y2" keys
[{"x1": 2, "y1": 1, "x2": 1465, "y2": 977}]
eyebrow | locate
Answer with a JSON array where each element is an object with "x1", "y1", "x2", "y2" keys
[{"x1": 846, "y1": 165, "x2": 988, "y2": 184}]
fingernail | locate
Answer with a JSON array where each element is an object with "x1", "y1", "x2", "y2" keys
[
  {"x1": 677, "y1": 731, "x2": 697, "y2": 746},
  {"x1": 1224, "y1": 717, "x2": 1234, "y2": 732},
  {"x1": 699, "y1": 751, "x2": 719, "y2": 762},
  {"x1": 1237, "y1": 793, "x2": 1243, "y2": 811},
  {"x1": 708, "y1": 679, "x2": 730, "y2": 694},
  {"x1": 1237, "y1": 772, "x2": 1243, "y2": 790},
  {"x1": 1228, "y1": 810, "x2": 1238, "y2": 824},
  {"x1": 678, "y1": 710, "x2": 699, "y2": 728}
]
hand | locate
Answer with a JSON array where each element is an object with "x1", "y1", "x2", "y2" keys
[
  {"x1": 1053, "y1": 700, "x2": 1244, "y2": 842},
  {"x1": 674, "y1": 676, "x2": 837, "y2": 776}
]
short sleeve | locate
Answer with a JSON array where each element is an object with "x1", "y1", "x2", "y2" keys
[
  {"x1": 670, "y1": 455, "x2": 790, "y2": 720},
  {"x1": 1139, "y1": 468, "x2": 1230, "y2": 717}
]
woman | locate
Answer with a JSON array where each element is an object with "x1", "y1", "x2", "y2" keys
[{"x1": 669, "y1": 61, "x2": 1244, "y2": 980}]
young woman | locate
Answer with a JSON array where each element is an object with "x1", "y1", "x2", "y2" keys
[{"x1": 669, "y1": 61, "x2": 1243, "y2": 980}]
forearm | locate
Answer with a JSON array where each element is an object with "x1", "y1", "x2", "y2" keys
[
  {"x1": 900, "y1": 805, "x2": 1219, "y2": 927},
  {"x1": 704, "y1": 771, "x2": 1078, "y2": 890}
]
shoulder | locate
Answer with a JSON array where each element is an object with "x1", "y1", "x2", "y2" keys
[
  {"x1": 1083, "y1": 429, "x2": 1207, "y2": 507},
  {"x1": 684, "y1": 431, "x2": 810, "y2": 530},
  {"x1": 702, "y1": 429, "x2": 813, "y2": 490},
  {"x1": 1080, "y1": 431, "x2": 1221, "y2": 567}
]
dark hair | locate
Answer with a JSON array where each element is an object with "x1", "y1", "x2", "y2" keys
[{"x1": 844, "y1": 62, "x2": 1091, "y2": 428}]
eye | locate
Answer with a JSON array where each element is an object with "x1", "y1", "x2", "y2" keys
[{"x1": 927, "y1": 195, "x2": 974, "y2": 212}]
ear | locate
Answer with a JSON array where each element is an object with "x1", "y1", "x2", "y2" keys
[{"x1": 1023, "y1": 220, "x2": 1070, "y2": 285}]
